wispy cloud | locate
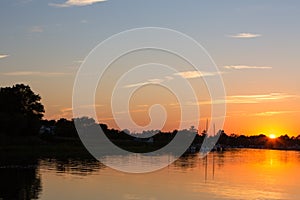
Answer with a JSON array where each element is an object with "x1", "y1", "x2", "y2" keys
[
  {"x1": 115, "y1": 109, "x2": 148, "y2": 115},
  {"x1": 194, "y1": 100, "x2": 226, "y2": 106},
  {"x1": 0, "y1": 54, "x2": 9, "y2": 59},
  {"x1": 49, "y1": 0, "x2": 106, "y2": 7},
  {"x1": 253, "y1": 111, "x2": 297, "y2": 117},
  {"x1": 79, "y1": 104, "x2": 104, "y2": 109},
  {"x1": 123, "y1": 70, "x2": 222, "y2": 89},
  {"x1": 137, "y1": 104, "x2": 149, "y2": 108},
  {"x1": 224, "y1": 65, "x2": 272, "y2": 70},
  {"x1": 1, "y1": 71, "x2": 70, "y2": 77},
  {"x1": 226, "y1": 110, "x2": 299, "y2": 118},
  {"x1": 61, "y1": 107, "x2": 73, "y2": 113},
  {"x1": 229, "y1": 33, "x2": 261, "y2": 39},
  {"x1": 55, "y1": 107, "x2": 73, "y2": 119},
  {"x1": 124, "y1": 79, "x2": 164, "y2": 88},
  {"x1": 59, "y1": 104, "x2": 104, "y2": 119},
  {"x1": 194, "y1": 93, "x2": 296, "y2": 105},
  {"x1": 62, "y1": 104, "x2": 103, "y2": 112},
  {"x1": 174, "y1": 71, "x2": 221, "y2": 79},
  {"x1": 226, "y1": 93, "x2": 296, "y2": 104},
  {"x1": 29, "y1": 26, "x2": 44, "y2": 33}
]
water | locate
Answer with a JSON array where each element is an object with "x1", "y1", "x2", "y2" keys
[{"x1": 1, "y1": 149, "x2": 300, "y2": 200}]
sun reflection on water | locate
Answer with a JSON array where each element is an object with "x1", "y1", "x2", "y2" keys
[{"x1": 35, "y1": 149, "x2": 300, "y2": 200}]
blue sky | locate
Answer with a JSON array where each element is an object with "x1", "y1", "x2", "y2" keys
[
  {"x1": 1, "y1": 0, "x2": 300, "y2": 135},
  {"x1": 1, "y1": 0, "x2": 299, "y2": 71}
]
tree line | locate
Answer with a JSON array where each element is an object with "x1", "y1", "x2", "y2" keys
[{"x1": 1, "y1": 84, "x2": 300, "y2": 150}]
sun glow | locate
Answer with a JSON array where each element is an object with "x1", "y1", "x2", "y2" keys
[{"x1": 269, "y1": 134, "x2": 277, "y2": 139}]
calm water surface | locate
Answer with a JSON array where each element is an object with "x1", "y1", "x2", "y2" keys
[{"x1": 1, "y1": 149, "x2": 300, "y2": 200}]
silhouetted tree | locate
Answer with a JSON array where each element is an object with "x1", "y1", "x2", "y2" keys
[
  {"x1": 55, "y1": 118, "x2": 77, "y2": 137},
  {"x1": 0, "y1": 84, "x2": 44, "y2": 136}
]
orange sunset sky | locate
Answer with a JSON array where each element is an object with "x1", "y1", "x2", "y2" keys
[{"x1": 1, "y1": 0, "x2": 300, "y2": 137}]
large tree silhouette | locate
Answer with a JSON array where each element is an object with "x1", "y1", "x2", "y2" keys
[{"x1": 0, "y1": 84, "x2": 44, "y2": 136}]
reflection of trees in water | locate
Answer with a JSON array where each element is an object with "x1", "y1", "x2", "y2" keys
[
  {"x1": 214, "y1": 152, "x2": 225, "y2": 168},
  {"x1": 0, "y1": 159, "x2": 41, "y2": 200},
  {"x1": 200, "y1": 152, "x2": 225, "y2": 168},
  {"x1": 40, "y1": 158, "x2": 105, "y2": 176},
  {"x1": 0, "y1": 156, "x2": 104, "y2": 200},
  {"x1": 173, "y1": 152, "x2": 227, "y2": 171},
  {"x1": 200, "y1": 152, "x2": 226, "y2": 181},
  {"x1": 173, "y1": 154, "x2": 198, "y2": 169}
]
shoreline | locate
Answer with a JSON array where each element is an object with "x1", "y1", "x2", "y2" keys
[{"x1": 1, "y1": 140, "x2": 300, "y2": 160}]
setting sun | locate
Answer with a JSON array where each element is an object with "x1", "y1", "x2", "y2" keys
[{"x1": 269, "y1": 134, "x2": 277, "y2": 139}]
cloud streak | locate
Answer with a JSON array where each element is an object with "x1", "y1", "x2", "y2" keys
[
  {"x1": 0, "y1": 54, "x2": 9, "y2": 59},
  {"x1": 1, "y1": 71, "x2": 70, "y2": 77},
  {"x1": 58, "y1": 104, "x2": 104, "y2": 119},
  {"x1": 253, "y1": 111, "x2": 297, "y2": 117},
  {"x1": 123, "y1": 79, "x2": 164, "y2": 88},
  {"x1": 224, "y1": 65, "x2": 272, "y2": 70},
  {"x1": 49, "y1": 0, "x2": 106, "y2": 7},
  {"x1": 229, "y1": 33, "x2": 261, "y2": 39},
  {"x1": 195, "y1": 93, "x2": 296, "y2": 105},
  {"x1": 123, "y1": 70, "x2": 222, "y2": 89},
  {"x1": 174, "y1": 71, "x2": 221, "y2": 79},
  {"x1": 226, "y1": 93, "x2": 296, "y2": 104}
]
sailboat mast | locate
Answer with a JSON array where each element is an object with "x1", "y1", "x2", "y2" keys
[
  {"x1": 214, "y1": 123, "x2": 216, "y2": 136},
  {"x1": 206, "y1": 119, "x2": 208, "y2": 135}
]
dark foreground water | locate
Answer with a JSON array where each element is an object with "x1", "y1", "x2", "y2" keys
[{"x1": 1, "y1": 148, "x2": 300, "y2": 200}]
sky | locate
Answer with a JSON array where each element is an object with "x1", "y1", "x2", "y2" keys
[{"x1": 1, "y1": 0, "x2": 300, "y2": 136}]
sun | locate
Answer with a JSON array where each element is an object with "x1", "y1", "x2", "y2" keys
[{"x1": 269, "y1": 134, "x2": 277, "y2": 139}]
